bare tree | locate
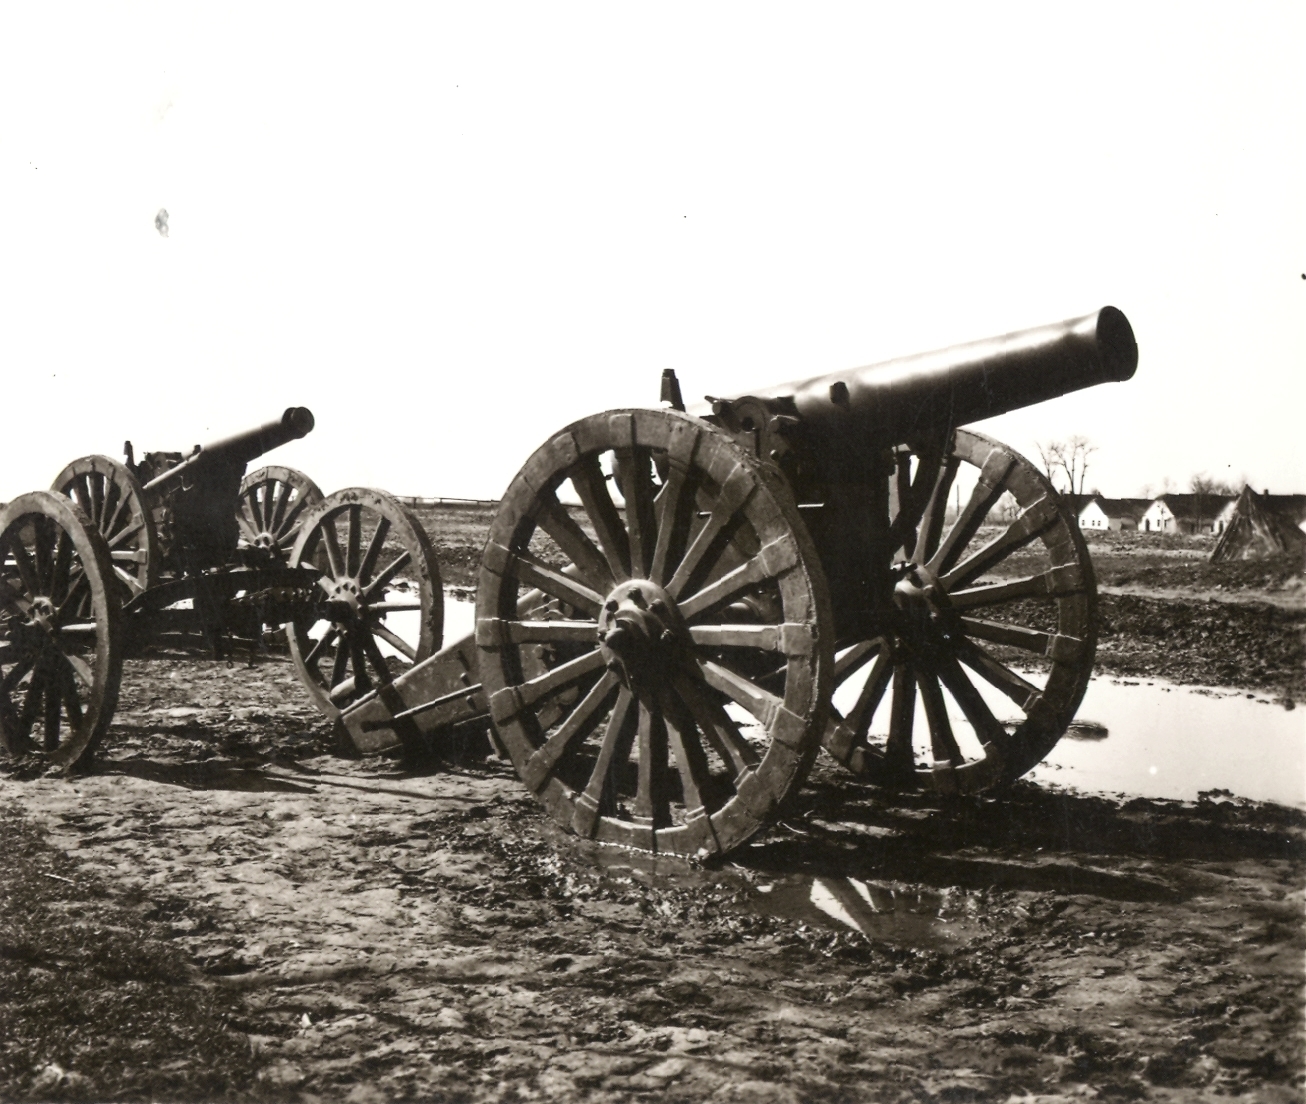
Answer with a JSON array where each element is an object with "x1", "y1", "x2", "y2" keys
[
  {"x1": 1035, "y1": 440, "x2": 1064, "y2": 491},
  {"x1": 1056, "y1": 435, "x2": 1098, "y2": 498}
]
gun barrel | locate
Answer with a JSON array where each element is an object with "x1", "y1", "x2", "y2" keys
[
  {"x1": 141, "y1": 407, "x2": 315, "y2": 493},
  {"x1": 715, "y1": 307, "x2": 1136, "y2": 444},
  {"x1": 199, "y1": 407, "x2": 315, "y2": 467}
]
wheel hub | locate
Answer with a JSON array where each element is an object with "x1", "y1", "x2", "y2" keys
[
  {"x1": 27, "y1": 596, "x2": 56, "y2": 634},
  {"x1": 597, "y1": 580, "x2": 684, "y2": 687},
  {"x1": 891, "y1": 562, "x2": 957, "y2": 658},
  {"x1": 324, "y1": 577, "x2": 366, "y2": 623}
]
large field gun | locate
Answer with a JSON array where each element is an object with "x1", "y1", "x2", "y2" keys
[
  {"x1": 1, "y1": 410, "x2": 440, "y2": 769},
  {"x1": 334, "y1": 307, "x2": 1137, "y2": 858}
]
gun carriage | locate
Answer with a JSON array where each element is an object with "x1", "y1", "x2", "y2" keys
[
  {"x1": 335, "y1": 307, "x2": 1138, "y2": 858},
  {"x1": 0, "y1": 409, "x2": 440, "y2": 770},
  {"x1": 3, "y1": 306, "x2": 1138, "y2": 862}
]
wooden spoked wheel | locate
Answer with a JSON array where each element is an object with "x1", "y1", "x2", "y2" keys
[
  {"x1": 0, "y1": 492, "x2": 122, "y2": 771},
  {"x1": 287, "y1": 489, "x2": 442, "y2": 721},
  {"x1": 821, "y1": 428, "x2": 1096, "y2": 794},
  {"x1": 236, "y1": 465, "x2": 324, "y2": 562},
  {"x1": 50, "y1": 455, "x2": 157, "y2": 602},
  {"x1": 476, "y1": 409, "x2": 833, "y2": 858}
]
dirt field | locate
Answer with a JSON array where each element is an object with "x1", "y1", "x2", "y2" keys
[{"x1": 2, "y1": 507, "x2": 1303, "y2": 1102}]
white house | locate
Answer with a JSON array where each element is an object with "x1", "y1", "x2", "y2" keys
[{"x1": 1141, "y1": 493, "x2": 1237, "y2": 534}]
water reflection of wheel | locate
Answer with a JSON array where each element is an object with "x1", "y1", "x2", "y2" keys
[
  {"x1": 0, "y1": 491, "x2": 123, "y2": 771},
  {"x1": 476, "y1": 409, "x2": 833, "y2": 858},
  {"x1": 821, "y1": 428, "x2": 1096, "y2": 793},
  {"x1": 287, "y1": 489, "x2": 442, "y2": 721}
]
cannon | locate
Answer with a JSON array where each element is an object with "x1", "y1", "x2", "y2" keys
[
  {"x1": 0, "y1": 410, "x2": 440, "y2": 769},
  {"x1": 334, "y1": 307, "x2": 1137, "y2": 858}
]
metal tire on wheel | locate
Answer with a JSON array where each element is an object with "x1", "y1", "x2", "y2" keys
[
  {"x1": 50, "y1": 455, "x2": 157, "y2": 601},
  {"x1": 476, "y1": 408, "x2": 834, "y2": 859},
  {"x1": 288, "y1": 488, "x2": 442, "y2": 721},
  {"x1": 237, "y1": 465, "x2": 324, "y2": 562},
  {"x1": 821, "y1": 428, "x2": 1096, "y2": 793},
  {"x1": 0, "y1": 491, "x2": 123, "y2": 771}
]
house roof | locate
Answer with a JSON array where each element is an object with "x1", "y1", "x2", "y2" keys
[
  {"x1": 1093, "y1": 496, "x2": 1152, "y2": 521},
  {"x1": 1150, "y1": 493, "x2": 1237, "y2": 520},
  {"x1": 1257, "y1": 493, "x2": 1306, "y2": 524}
]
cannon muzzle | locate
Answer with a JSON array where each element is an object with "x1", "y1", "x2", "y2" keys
[
  {"x1": 142, "y1": 407, "x2": 315, "y2": 492},
  {"x1": 702, "y1": 308, "x2": 1136, "y2": 469},
  {"x1": 198, "y1": 407, "x2": 316, "y2": 467}
]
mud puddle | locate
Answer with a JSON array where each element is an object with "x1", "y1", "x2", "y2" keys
[{"x1": 574, "y1": 837, "x2": 983, "y2": 948}]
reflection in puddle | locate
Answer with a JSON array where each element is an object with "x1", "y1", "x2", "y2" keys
[
  {"x1": 834, "y1": 657, "x2": 1305, "y2": 807},
  {"x1": 579, "y1": 840, "x2": 980, "y2": 947},
  {"x1": 1030, "y1": 677, "x2": 1305, "y2": 807}
]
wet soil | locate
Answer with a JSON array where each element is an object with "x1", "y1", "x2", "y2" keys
[{"x1": 3, "y1": 654, "x2": 1304, "y2": 1102}]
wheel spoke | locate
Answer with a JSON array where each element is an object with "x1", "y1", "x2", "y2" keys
[
  {"x1": 361, "y1": 631, "x2": 400, "y2": 687},
  {"x1": 677, "y1": 535, "x2": 798, "y2": 621},
  {"x1": 633, "y1": 699, "x2": 670, "y2": 826},
  {"x1": 59, "y1": 659, "x2": 85, "y2": 730},
  {"x1": 269, "y1": 481, "x2": 293, "y2": 537},
  {"x1": 329, "y1": 638, "x2": 350, "y2": 688},
  {"x1": 834, "y1": 638, "x2": 883, "y2": 685},
  {"x1": 917, "y1": 669, "x2": 962, "y2": 765},
  {"x1": 371, "y1": 622, "x2": 417, "y2": 661},
  {"x1": 617, "y1": 448, "x2": 657, "y2": 578},
  {"x1": 695, "y1": 658, "x2": 781, "y2": 725},
  {"x1": 956, "y1": 638, "x2": 1043, "y2": 712},
  {"x1": 8, "y1": 541, "x2": 41, "y2": 599},
  {"x1": 488, "y1": 619, "x2": 602, "y2": 645},
  {"x1": 321, "y1": 517, "x2": 346, "y2": 580},
  {"x1": 346, "y1": 504, "x2": 362, "y2": 578},
  {"x1": 63, "y1": 652, "x2": 94, "y2": 690},
  {"x1": 536, "y1": 493, "x2": 615, "y2": 594},
  {"x1": 521, "y1": 672, "x2": 620, "y2": 791},
  {"x1": 949, "y1": 564, "x2": 1085, "y2": 609},
  {"x1": 649, "y1": 424, "x2": 697, "y2": 586},
  {"x1": 276, "y1": 494, "x2": 315, "y2": 546},
  {"x1": 960, "y1": 616, "x2": 1083, "y2": 661},
  {"x1": 665, "y1": 462, "x2": 754, "y2": 599},
  {"x1": 88, "y1": 473, "x2": 105, "y2": 528},
  {"x1": 3, "y1": 650, "x2": 37, "y2": 694},
  {"x1": 106, "y1": 519, "x2": 145, "y2": 550},
  {"x1": 102, "y1": 483, "x2": 130, "y2": 542},
  {"x1": 661, "y1": 687, "x2": 715, "y2": 818},
  {"x1": 112, "y1": 564, "x2": 144, "y2": 595},
  {"x1": 845, "y1": 650, "x2": 893, "y2": 738},
  {"x1": 941, "y1": 496, "x2": 1061, "y2": 592},
  {"x1": 887, "y1": 437, "x2": 945, "y2": 558},
  {"x1": 55, "y1": 573, "x2": 90, "y2": 620},
  {"x1": 512, "y1": 648, "x2": 607, "y2": 711},
  {"x1": 927, "y1": 449, "x2": 1017, "y2": 576},
  {"x1": 936, "y1": 654, "x2": 1010, "y2": 750},
  {"x1": 50, "y1": 529, "x2": 73, "y2": 605},
  {"x1": 303, "y1": 626, "x2": 339, "y2": 668},
  {"x1": 913, "y1": 455, "x2": 960, "y2": 564},
  {"x1": 357, "y1": 516, "x2": 391, "y2": 585},
  {"x1": 885, "y1": 664, "x2": 917, "y2": 770},
  {"x1": 362, "y1": 549, "x2": 413, "y2": 599},
  {"x1": 570, "y1": 454, "x2": 632, "y2": 583},
  {"x1": 687, "y1": 622, "x2": 812, "y2": 654},
  {"x1": 673, "y1": 672, "x2": 760, "y2": 777},
  {"x1": 43, "y1": 661, "x2": 62, "y2": 750},
  {"x1": 485, "y1": 545, "x2": 604, "y2": 617},
  {"x1": 573, "y1": 688, "x2": 638, "y2": 836}
]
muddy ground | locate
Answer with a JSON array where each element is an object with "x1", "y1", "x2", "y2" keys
[
  {"x1": 3, "y1": 648, "x2": 1304, "y2": 1103},
  {"x1": 3, "y1": 507, "x2": 1304, "y2": 1102}
]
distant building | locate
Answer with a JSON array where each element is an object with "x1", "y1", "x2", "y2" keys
[
  {"x1": 1078, "y1": 496, "x2": 1151, "y2": 532},
  {"x1": 1140, "y1": 493, "x2": 1237, "y2": 534}
]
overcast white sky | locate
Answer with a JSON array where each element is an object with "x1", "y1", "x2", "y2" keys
[{"x1": 2, "y1": 4, "x2": 1302, "y2": 503}]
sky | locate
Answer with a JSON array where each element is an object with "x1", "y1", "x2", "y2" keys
[{"x1": 1, "y1": 4, "x2": 1302, "y2": 504}]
